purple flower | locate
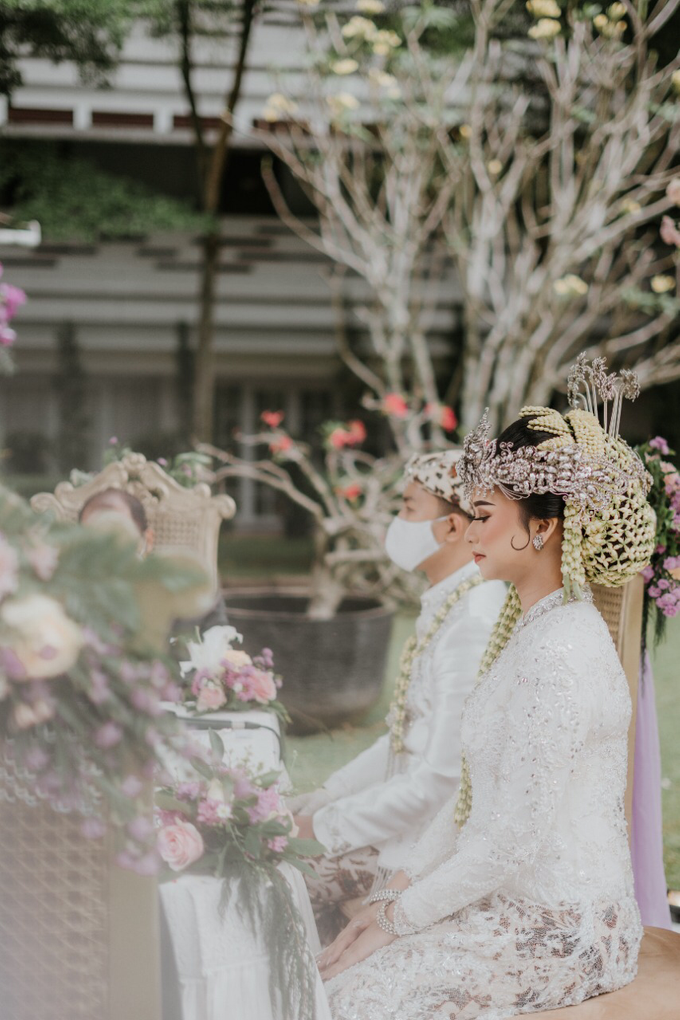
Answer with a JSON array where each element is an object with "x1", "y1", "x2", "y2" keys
[
  {"x1": 24, "y1": 746, "x2": 49, "y2": 772},
  {"x1": 128, "y1": 816, "x2": 155, "y2": 842},
  {"x1": 247, "y1": 786, "x2": 282, "y2": 824},
  {"x1": 89, "y1": 669, "x2": 111, "y2": 705},
  {"x1": 649, "y1": 436, "x2": 671, "y2": 455},
  {"x1": 267, "y1": 836, "x2": 289, "y2": 853},
  {"x1": 176, "y1": 781, "x2": 202, "y2": 801},
  {"x1": 109, "y1": 436, "x2": 119, "y2": 445},
  {"x1": 131, "y1": 688, "x2": 163, "y2": 716},
  {"x1": 642, "y1": 565, "x2": 655, "y2": 583},
  {"x1": 663, "y1": 556, "x2": 680, "y2": 572},
  {"x1": 658, "y1": 578, "x2": 671, "y2": 590},
  {"x1": 94, "y1": 721, "x2": 123, "y2": 749},
  {"x1": 81, "y1": 817, "x2": 107, "y2": 840},
  {"x1": 121, "y1": 774, "x2": 143, "y2": 798}
]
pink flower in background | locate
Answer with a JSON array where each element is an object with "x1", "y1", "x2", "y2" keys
[
  {"x1": 269, "y1": 434, "x2": 293, "y2": 455},
  {"x1": 233, "y1": 770, "x2": 255, "y2": 799},
  {"x1": 328, "y1": 427, "x2": 350, "y2": 449},
  {"x1": 158, "y1": 820, "x2": 205, "y2": 871},
  {"x1": 195, "y1": 681, "x2": 227, "y2": 713},
  {"x1": 249, "y1": 669, "x2": 277, "y2": 704},
  {"x1": 660, "y1": 216, "x2": 680, "y2": 247},
  {"x1": 128, "y1": 816, "x2": 155, "y2": 842},
  {"x1": 347, "y1": 420, "x2": 366, "y2": 443},
  {"x1": 642, "y1": 565, "x2": 655, "y2": 583},
  {"x1": 121, "y1": 774, "x2": 143, "y2": 798},
  {"x1": 261, "y1": 410, "x2": 284, "y2": 428},
  {"x1": 109, "y1": 436, "x2": 118, "y2": 445},
  {"x1": 425, "y1": 403, "x2": 458, "y2": 432},
  {"x1": 664, "y1": 556, "x2": 680, "y2": 571},
  {"x1": 649, "y1": 436, "x2": 671, "y2": 454},
  {"x1": 94, "y1": 721, "x2": 123, "y2": 749},
  {"x1": 176, "y1": 781, "x2": 202, "y2": 800},
  {"x1": 81, "y1": 817, "x2": 107, "y2": 840},
  {"x1": 382, "y1": 393, "x2": 409, "y2": 418},
  {"x1": 267, "y1": 835, "x2": 289, "y2": 853},
  {"x1": 337, "y1": 483, "x2": 362, "y2": 501},
  {"x1": 0, "y1": 533, "x2": 19, "y2": 600},
  {"x1": 0, "y1": 282, "x2": 26, "y2": 320},
  {"x1": 247, "y1": 785, "x2": 282, "y2": 823}
]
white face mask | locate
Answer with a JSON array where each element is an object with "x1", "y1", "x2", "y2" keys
[{"x1": 384, "y1": 515, "x2": 448, "y2": 572}]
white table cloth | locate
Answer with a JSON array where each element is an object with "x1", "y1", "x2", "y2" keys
[{"x1": 160, "y1": 864, "x2": 332, "y2": 1020}]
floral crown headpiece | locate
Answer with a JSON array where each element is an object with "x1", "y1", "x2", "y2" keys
[{"x1": 460, "y1": 355, "x2": 650, "y2": 521}]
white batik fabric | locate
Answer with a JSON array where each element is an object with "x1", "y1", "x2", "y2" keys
[
  {"x1": 313, "y1": 563, "x2": 506, "y2": 872},
  {"x1": 326, "y1": 590, "x2": 642, "y2": 1020}
]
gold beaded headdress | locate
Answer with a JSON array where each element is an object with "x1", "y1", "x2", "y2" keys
[{"x1": 459, "y1": 354, "x2": 655, "y2": 597}]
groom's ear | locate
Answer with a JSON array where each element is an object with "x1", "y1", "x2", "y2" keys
[{"x1": 443, "y1": 511, "x2": 469, "y2": 543}]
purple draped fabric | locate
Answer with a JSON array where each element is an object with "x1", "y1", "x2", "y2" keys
[{"x1": 631, "y1": 652, "x2": 672, "y2": 929}]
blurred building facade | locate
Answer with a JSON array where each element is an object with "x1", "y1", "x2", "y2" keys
[{"x1": 0, "y1": 9, "x2": 459, "y2": 527}]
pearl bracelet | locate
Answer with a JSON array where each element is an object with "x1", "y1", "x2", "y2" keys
[
  {"x1": 376, "y1": 901, "x2": 400, "y2": 936},
  {"x1": 367, "y1": 888, "x2": 402, "y2": 905}
]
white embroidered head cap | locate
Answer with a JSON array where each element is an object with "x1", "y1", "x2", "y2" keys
[{"x1": 404, "y1": 449, "x2": 472, "y2": 516}]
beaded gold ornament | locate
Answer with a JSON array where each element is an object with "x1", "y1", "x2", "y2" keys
[
  {"x1": 388, "y1": 573, "x2": 484, "y2": 754},
  {"x1": 453, "y1": 355, "x2": 656, "y2": 828}
]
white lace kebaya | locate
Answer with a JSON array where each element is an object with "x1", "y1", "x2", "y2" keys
[{"x1": 326, "y1": 589, "x2": 642, "y2": 1020}]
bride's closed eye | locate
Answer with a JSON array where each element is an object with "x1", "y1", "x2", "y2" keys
[{"x1": 472, "y1": 515, "x2": 489, "y2": 523}]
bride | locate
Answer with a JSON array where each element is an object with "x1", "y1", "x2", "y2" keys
[{"x1": 317, "y1": 357, "x2": 656, "y2": 1019}]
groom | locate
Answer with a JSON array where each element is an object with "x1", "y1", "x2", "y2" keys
[{"x1": 292, "y1": 450, "x2": 506, "y2": 944}]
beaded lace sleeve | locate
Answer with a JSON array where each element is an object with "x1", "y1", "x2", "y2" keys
[{"x1": 395, "y1": 620, "x2": 603, "y2": 934}]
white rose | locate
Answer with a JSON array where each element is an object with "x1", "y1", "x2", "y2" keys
[
  {"x1": 180, "y1": 625, "x2": 243, "y2": 676},
  {"x1": 1, "y1": 594, "x2": 84, "y2": 680}
]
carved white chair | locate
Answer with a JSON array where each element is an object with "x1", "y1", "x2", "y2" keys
[
  {"x1": 509, "y1": 576, "x2": 680, "y2": 1020},
  {"x1": 0, "y1": 455, "x2": 236, "y2": 1020},
  {"x1": 30, "y1": 451, "x2": 235, "y2": 598}
]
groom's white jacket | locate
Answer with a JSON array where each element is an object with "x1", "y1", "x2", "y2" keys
[{"x1": 312, "y1": 562, "x2": 506, "y2": 871}]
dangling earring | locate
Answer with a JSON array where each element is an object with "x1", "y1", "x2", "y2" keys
[{"x1": 532, "y1": 534, "x2": 544, "y2": 551}]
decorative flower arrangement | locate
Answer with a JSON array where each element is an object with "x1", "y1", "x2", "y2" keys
[
  {"x1": 156, "y1": 731, "x2": 323, "y2": 1020},
  {"x1": 637, "y1": 436, "x2": 680, "y2": 643},
  {"x1": 70, "y1": 438, "x2": 214, "y2": 491},
  {"x1": 0, "y1": 262, "x2": 25, "y2": 371},
  {"x1": 0, "y1": 487, "x2": 208, "y2": 873},
  {"x1": 179, "y1": 625, "x2": 290, "y2": 726}
]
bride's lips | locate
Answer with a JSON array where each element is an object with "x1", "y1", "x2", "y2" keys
[{"x1": 473, "y1": 553, "x2": 485, "y2": 564}]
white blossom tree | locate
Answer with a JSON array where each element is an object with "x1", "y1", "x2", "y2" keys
[{"x1": 253, "y1": 0, "x2": 680, "y2": 432}]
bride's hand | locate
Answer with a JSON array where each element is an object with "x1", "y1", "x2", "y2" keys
[
  {"x1": 319, "y1": 921, "x2": 396, "y2": 981},
  {"x1": 316, "y1": 904, "x2": 379, "y2": 973}
]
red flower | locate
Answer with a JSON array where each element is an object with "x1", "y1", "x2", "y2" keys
[
  {"x1": 439, "y1": 406, "x2": 457, "y2": 432},
  {"x1": 382, "y1": 393, "x2": 409, "y2": 419},
  {"x1": 425, "y1": 403, "x2": 457, "y2": 432},
  {"x1": 347, "y1": 420, "x2": 367, "y2": 444},
  {"x1": 261, "y1": 410, "x2": 284, "y2": 428},
  {"x1": 337, "y1": 483, "x2": 362, "y2": 501},
  {"x1": 269, "y1": 435, "x2": 293, "y2": 455},
  {"x1": 328, "y1": 428, "x2": 350, "y2": 449}
]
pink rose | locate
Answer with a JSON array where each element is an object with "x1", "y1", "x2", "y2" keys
[
  {"x1": 250, "y1": 668, "x2": 277, "y2": 704},
  {"x1": 196, "y1": 681, "x2": 227, "y2": 712},
  {"x1": 157, "y1": 820, "x2": 205, "y2": 872}
]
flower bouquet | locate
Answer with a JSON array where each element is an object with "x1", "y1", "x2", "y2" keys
[
  {"x1": 637, "y1": 436, "x2": 680, "y2": 644},
  {"x1": 179, "y1": 624, "x2": 290, "y2": 726},
  {"x1": 156, "y1": 731, "x2": 324, "y2": 1020},
  {"x1": 0, "y1": 487, "x2": 209, "y2": 872}
]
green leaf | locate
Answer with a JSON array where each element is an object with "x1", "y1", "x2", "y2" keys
[
  {"x1": 190, "y1": 756, "x2": 214, "y2": 780},
  {"x1": 243, "y1": 827, "x2": 262, "y2": 859},
  {"x1": 209, "y1": 729, "x2": 225, "y2": 760},
  {"x1": 286, "y1": 836, "x2": 326, "y2": 857}
]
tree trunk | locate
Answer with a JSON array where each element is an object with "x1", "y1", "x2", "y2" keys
[{"x1": 192, "y1": 231, "x2": 220, "y2": 441}]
